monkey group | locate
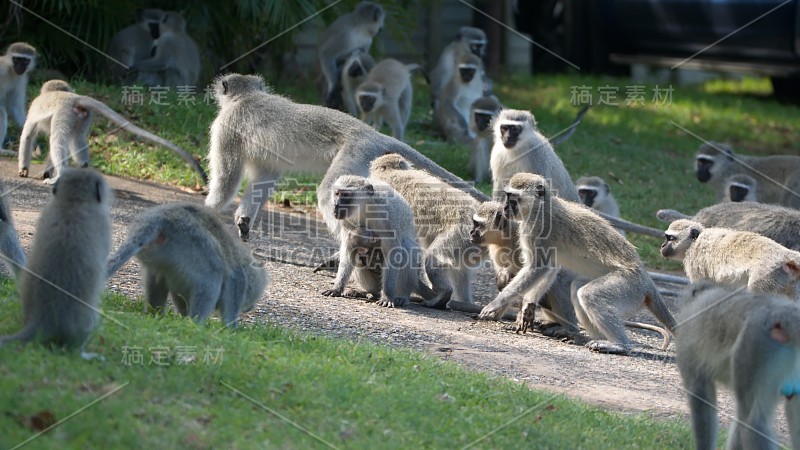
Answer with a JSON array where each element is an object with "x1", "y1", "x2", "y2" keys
[{"x1": 4, "y1": 4, "x2": 800, "y2": 448}]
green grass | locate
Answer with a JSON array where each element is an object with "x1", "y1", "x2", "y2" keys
[
  {"x1": 17, "y1": 73, "x2": 796, "y2": 270},
  {"x1": 0, "y1": 279, "x2": 693, "y2": 449}
]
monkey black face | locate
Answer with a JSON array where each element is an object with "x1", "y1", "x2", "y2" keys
[
  {"x1": 474, "y1": 112, "x2": 492, "y2": 132},
  {"x1": 148, "y1": 21, "x2": 160, "y2": 39},
  {"x1": 469, "y1": 42, "x2": 485, "y2": 56},
  {"x1": 660, "y1": 233, "x2": 677, "y2": 258},
  {"x1": 503, "y1": 192, "x2": 521, "y2": 219},
  {"x1": 728, "y1": 184, "x2": 749, "y2": 202},
  {"x1": 459, "y1": 65, "x2": 476, "y2": 83},
  {"x1": 469, "y1": 219, "x2": 485, "y2": 244},
  {"x1": 695, "y1": 156, "x2": 714, "y2": 183},
  {"x1": 578, "y1": 188, "x2": 597, "y2": 207},
  {"x1": 499, "y1": 124, "x2": 523, "y2": 148},
  {"x1": 11, "y1": 56, "x2": 30, "y2": 76},
  {"x1": 359, "y1": 94, "x2": 376, "y2": 113},
  {"x1": 333, "y1": 188, "x2": 353, "y2": 220},
  {"x1": 348, "y1": 63, "x2": 364, "y2": 78}
]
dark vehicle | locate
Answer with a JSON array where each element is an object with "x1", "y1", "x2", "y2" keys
[{"x1": 516, "y1": 0, "x2": 800, "y2": 98}]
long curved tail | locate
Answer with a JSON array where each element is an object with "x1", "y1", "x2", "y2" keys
[
  {"x1": 75, "y1": 96, "x2": 208, "y2": 186},
  {"x1": 645, "y1": 286, "x2": 677, "y2": 333},
  {"x1": 656, "y1": 209, "x2": 691, "y2": 222},
  {"x1": 106, "y1": 221, "x2": 161, "y2": 278},
  {"x1": 549, "y1": 105, "x2": 590, "y2": 146},
  {"x1": 0, "y1": 323, "x2": 36, "y2": 346},
  {"x1": 624, "y1": 321, "x2": 671, "y2": 350}
]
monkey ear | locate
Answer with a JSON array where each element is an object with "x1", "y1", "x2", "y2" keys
[
  {"x1": 604, "y1": 183, "x2": 610, "y2": 194},
  {"x1": 222, "y1": 81, "x2": 229, "y2": 95},
  {"x1": 535, "y1": 184, "x2": 546, "y2": 198},
  {"x1": 723, "y1": 148, "x2": 734, "y2": 161},
  {"x1": 689, "y1": 228, "x2": 700, "y2": 240}
]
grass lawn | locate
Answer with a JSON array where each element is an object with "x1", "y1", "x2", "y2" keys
[{"x1": 0, "y1": 281, "x2": 693, "y2": 449}]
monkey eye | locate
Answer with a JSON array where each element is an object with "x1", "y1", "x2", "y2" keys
[
  {"x1": 664, "y1": 234, "x2": 675, "y2": 242},
  {"x1": 333, "y1": 189, "x2": 340, "y2": 196}
]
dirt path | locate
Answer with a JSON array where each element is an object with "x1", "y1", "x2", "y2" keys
[{"x1": 3, "y1": 159, "x2": 787, "y2": 443}]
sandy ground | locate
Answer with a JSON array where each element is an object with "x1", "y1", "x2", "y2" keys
[{"x1": 1, "y1": 158, "x2": 790, "y2": 444}]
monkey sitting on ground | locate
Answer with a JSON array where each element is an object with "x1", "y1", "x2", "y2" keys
[
  {"x1": 657, "y1": 201, "x2": 800, "y2": 251},
  {"x1": 106, "y1": 203, "x2": 268, "y2": 327},
  {"x1": 322, "y1": 175, "x2": 445, "y2": 307},
  {"x1": 694, "y1": 141, "x2": 800, "y2": 207},
  {"x1": 434, "y1": 52, "x2": 484, "y2": 144},
  {"x1": 0, "y1": 42, "x2": 36, "y2": 149},
  {"x1": 576, "y1": 176, "x2": 624, "y2": 236},
  {"x1": 662, "y1": 219, "x2": 800, "y2": 298},
  {"x1": 675, "y1": 282, "x2": 800, "y2": 450},
  {"x1": 370, "y1": 153, "x2": 484, "y2": 307},
  {"x1": 129, "y1": 11, "x2": 201, "y2": 88},
  {"x1": 430, "y1": 26, "x2": 487, "y2": 106},
  {"x1": 724, "y1": 173, "x2": 758, "y2": 203},
  {"x1": 204, "y1": 73, "x2": 488, "y2": 244},
  {"x1": 341, "y1": 49, "x2": 375, "y2": 116},
  {"x1": 318, "y1": 2, "x2": 385, "y2": 109},
  {"x1": 480, "y1": 173, "x2": 676, "y2": 354},
  {"x1": 106, "y1": 9, "x2": 164, "y2": 83},
  {"x1": 355, "y1": 58, "x2": 420, "y2": 141},
  {"x1": 467, "y1": 95, "x2": 503, "y2": 183},
  {"x1": 18, "y1": 80, "x2": 206, "y2": 185},
  {"x1": 0, "y1": 169, "x2": 111, "y2": 360}
]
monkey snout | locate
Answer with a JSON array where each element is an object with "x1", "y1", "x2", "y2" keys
[
  {"x1": 359, "y1": 96, "x2": 375, "y2": 112},
  {"x1": 11, "y1": 58, "x2": 29, "y2": 76},
  {"x1": 578, "y1": 189, "x2": 596, "y2": 207},
  {"x1": 475, "y1": 115, "x2": 491, "y2": 132},
  {"x1": 460, "y1": 68, "x2": 476, "y2": 83},
  {"x1": 729, "y1": 186, "x2": 747, "y2": 202},
  {"x1": 696, "y1": 161, "x2": 712, "y2": 183},
  {"x1": 148, "y1": 22, "x2": 160, "y2": 39},
  {"x1": 333, "y1": 207, "x2": 348, "y2": 220}
]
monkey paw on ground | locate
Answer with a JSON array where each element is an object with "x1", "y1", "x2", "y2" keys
[
  {"x1": 343, "y1": 289, "x2": 375, "y2": 300},
  {"x1": 321, "y1": 288, "x2": 344, "y2": 297},
  {"x1": 376, "y1": 296, "x2": 408, "y2": 308},
  {"x1": 586, "y1": 340, "x2": 629, "y2": 355},
  {"x1": 513, "y1": 303, "x2": 537, "y2": 334}
]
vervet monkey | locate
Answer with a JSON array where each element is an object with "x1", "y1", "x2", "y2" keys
[
  {"x1": 318, "y1": 2, "x2": 385, "y2": 108},
  {"x1": 467, "y1": 95, "x2": 503, "y2": 183},
  {"x1": 675, "y1": 282, "x2": 800, "y2": 450},
  {"x1": 724, "y1": 173, "x2": 758, "y2": 202},
  {"x1": 489, "y1": 109, "x2": 579, "y2": 202},
  {"x1": 341, "y1": 49, "x2": 375, "y2": 116},
  {"x1": 106, "y1": 203, "x2": 268, "y2": 327},
  {"x1": 369, "y1": 153, "x2": 484, "y2": 306},
  {"x1": 355, "y1": 58, "x2": 420, "y2": 141},
  {"x1": 430, "y1": 27, "x2": 487, "y2": 104},
  {"x1": 0, "y1": 42, "x2": 36, "y2": 149},
  {"x1": 0, "y1": 181, "x2": 26, "y2": 278},
  {"x1": 106, "y1": 9, "x2": 164, "y2": 83},
  {"x1": 662, "y1": 219, "x2": 800, "y2": 298},
  {"x1": 470, "y1": 200, "x2": 579, "y2": 336},
  {"x1": 18, "y1": 80, "x2": 206, "y2": 185},
  {"x1": 695, "y1": 141, "x2": 800, "y2": 207},
  {"x1": 0, "y1": 169, "x2": 111, "y2": 359},
  {"x1": 130, "y1": 11, "x2": 200, "y2": 88},
  {"x1": 434, "y1": 52, "x2": 484, "y2": 144},
  {"x1": 658, "y1": 201, "x2": 800, "y2": 251},
  {"x1": 576, "y1": 176, "x2": 624, "y2": 236},
  {"x1": 204, "y1": 73, "x2": 488, "y2": 243},
  {"x1": 322, "y1": 175, "x2": 445, "y2": 308},
  {"x1": 480, "y1": 173, "x2": 676, "y2": 354}
]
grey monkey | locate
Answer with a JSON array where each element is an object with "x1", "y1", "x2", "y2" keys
[
  {"x1": 724, "y1": 173, "x2": 758, "y2": 202},
  {"x1": 322, "y1": 175, "x2": 444, "y2": 308},
  {"x1": 18, "y1": 80, "x2": 206, "y2": 185},
  {"x1": 662, "y1": 219, "x2": 800, "y2": 298},
  {"x1": 467, "y1": 95, "x2": 503, "y2": 183},
  {"x1": 130, "y1": 11, "x2": 201, "y2": 88},
  {"x1": 430, "y1": 26, "x2": 487, "y2": 105},
  {"x1": 675, "y1": 282, "x2": 800, "y2": 450},
  {"x1": 434, "y1": 52, "x2": 484, "y2": 144},
  {"x1": 203, "y1": 73, "x2": 488, "y2": 243},
  {"x1": 657, "y1": 201, "x2": 800, "y2": 251},
  {"x1": 0, "y1": 169, "x2": 111, "y2": 360},
  {"x1": 369, "y1": 153, "x2": 483, "y2": 306},
  {"x1": 106, "y1": 203, "x2": 268, "y2": 327},
  {"x1": 0, "y1": 42, "x2": 36, "y2": 149},
  {"x1": 355, "y1": 58, "x2": 420, "y2": 141},
  {"x1": 341, "y1": 49, "x2": 376, "y2": 116},
  {"x1": 318, "y1": 2, "x2": 385, "y2": 108},
  {"x1": 694, "y1": 141, "x2": 800, "y2": 207},
  {"x1": 480, "y1": 173, "x2": 676, "y2": 354},
  {"x1": 106, "y1": 9, "x2": 164, "y2": 83}
]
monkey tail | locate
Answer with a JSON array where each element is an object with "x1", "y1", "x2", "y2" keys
[
  {"x1": 406, "y1": 64, "x2": 431, "y2": 84},
  {"x1": 74, "y1": 97, "x2": 208, "y2": 186},
  {"x1": 624, "y1": 321, "x2": 671, "y2": 351},
  {"x1": 656, "y1": 209, "x2": 691, "y2": 223},
  {"x1": 106, "y1": 222, "x2": 161, "y2": 278},
  {"x1": 597, "y1": 212, "x2": 664, "y2": 238},
  {"x1": 644, "y1": 287, "x2": 677, "y2": 333},
  {"x1": 549, "y1": 104, "x2": 590, "y2": 146},
  {"x1": 0, "y1": 323, "x2": 36, "y2": 347}
]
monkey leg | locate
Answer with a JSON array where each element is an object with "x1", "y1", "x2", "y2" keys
[
  {"x1": 205, "y1": 142, "x2": 245, "y2": 211},
  {"x1": 383, "y1": 104, "x2": 404, "y2": 141},
  {"x1": 0, "y1": 108, "x2": 7, "y2": 150},
  {"x1": 17, "y1": 117, "x2": 36, "y2": 177},
  {"x1": 479, "y1": 266, "x2": 559, "y2": 320},
  {"x1": 786, "y1": 391, "x2": 800, "y2": 450},
  {"x1": 188, "y1": 285, "x2": 223, "y2": 324},
  {"x1": 681, "y1": 372, "x2": 719, "y2": 450},
  {"x1": 537, "y1": 271, "x2": 580, "y2": 337},
  {"x1": 573, "y1": 273, "x2": 632, "y2": 354},
  {"x1": 421, "y1": 252, "x2": 455, "y2": 309},
  {"x1": 234, "y1": 166, "x2": 279, "y2": 241},
  {"x1": 144, "y1": 271, "x2": 170, "y2": 313}
]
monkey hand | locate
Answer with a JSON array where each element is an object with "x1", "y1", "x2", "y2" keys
[
  {"x1": 321, "y1": 287, "x2": 344, "y2": 297},
  {"x1": 236, "y1": 216, "x2": 251, "y2": 242},
  {"x1": 343, "y1": 288, "x2": 372, "y2": 299},
  {"x1": 18, "y1": 167, "x2": 28, "y2": 178},
  {"x1": 514, "y1": 303, "x2": 536, "y2": 334},
  {"x1": 496, "y1": 269, "x2": 511, "y2": 292},
  {"x1": 478, "y1": 297, "x2": 509, "y2": 321},
  {"x1": 781, "y1": 379, "x2": 800, "y2": 399},
  {"x1": 377, "y1": 296, "x2": 408, "y2": 308}
]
